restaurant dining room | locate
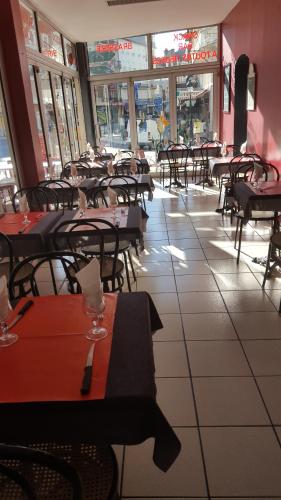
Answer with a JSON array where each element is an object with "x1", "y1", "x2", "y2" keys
[{"x1": 0, "y1": 0, "x2": 281, "y2": 498}]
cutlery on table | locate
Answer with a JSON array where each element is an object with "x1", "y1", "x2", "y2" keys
[
  {"x1": 18, "y1": 224, "x2": 30, "y2": 234},
  {"x1": 80, "y1": 342, "x2": 95, "y2": 395},
  {"x1": 7, "y1": 300, "x2": 34, "y2": 330}
]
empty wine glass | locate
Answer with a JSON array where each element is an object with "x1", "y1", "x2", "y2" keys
[
  {"x1": 23, "y1": 211, "x2": 31, "y2": 225},
  {"x1": 0, "y1": 300, "x2": 18, "y2": 348},
  {"x1": 84, "y1": 295, "x2": 107, "y2": 341}
]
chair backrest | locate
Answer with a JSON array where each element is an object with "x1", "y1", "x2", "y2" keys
[
  {"x1": 12, "y1": 187, "x2": 58, "y2": 213},
  {"x1": 61, "y1": 161, "x2": 92, "y2": 180},
  {"x1": 52, "y1": 220, "x2": 120, "y2": 291},
  {"x1": 201, "y1": 141, "x2": 222, "y2": 161},
  {"x1": 0, "y1": 443, "x2": 82, "y2": 500},
  {"x1": 0, "y1": 232, "x2": 14, "y2": 276},
  {"x1": 166, "y1": 144, "x2": 189, "y2": 166},
  {"x1": 38, "y1": 180, "x2": 77, "y2": 210},
  {"x1": 235, "y1": 161, "x2": 280, "y2": 183},
  {"x1": 91, "y1": 185, "x2": 131, "y2": 208},
  {"x1": 99, "y1": 175, "x2": 138, "y2": 205},
  {"x1": 114, "y1": 158, "x2": 143, "y2": 175},
  {"x1": 8, "y1": 251, "x2": 90, "y2": 299}
]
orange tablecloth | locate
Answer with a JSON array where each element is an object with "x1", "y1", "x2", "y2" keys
[{"x1": 0, "y1": 212, "x2": 47, "y2": 235}]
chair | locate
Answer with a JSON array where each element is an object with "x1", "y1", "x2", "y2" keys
[
  {"x1": 0, "y1": 232, "x2": 33, "y2": 299},
  {"x1": 12, "y1": 187, "x2": 59, "y2": 213},
  {"x1": 52, "y1": 220, "x2": 125, "y2": 293},
  {"x1": 0, "y1": 442, "x2": 118, "y2": 500},
  {"x1": 165, "y1": 144, "x2": 189, "y2": 189},
  {"x1": 234, "y1": 162, "x2": 280, "y2": 263},
  {"x1": 262, "y1": 232, "x2": 281, "y2": 312},
  {"x1": 199, "y1": 141, "x2": 222, "y2": 188},
  {"x1": 90, "y1": 186, "x2": 137, "y2": 291},
  {"x1": 99, "y1": 175, "x2": 139, "y2": 207},
  {"x1": 8, "y1": 251, "x2": 90, "y2": 300},
  {"x1": 38, "y1": 179, "x2": 77, "y2": 210},
  {"x1": 61, "y1": 161, "x2": 92, "y2": 180}
]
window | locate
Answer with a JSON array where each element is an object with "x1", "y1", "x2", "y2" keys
[
  {"x1": 0, "y1": 76, "x2": 18, "y2": 188},
  {"x1": 53, "y1": 74, "x2": 71, "y2": 163},
  {"x1": 39, "y1": 69, "x2": 61, "y2": 171},
  {"x1": 88, "y1": 36, "x2": 148, "y2": 75},
  {"x1": 64, "y1": 38, "x2": 77, "y2": 70},
  {"x1": 64, "y1": 79, "x2": 79, "y2": 158},
  {"x1": 38, "y1": 16, "x2": 64, "y2": 64},
  {"x1": 152, "y1": 26, "x2": 218, "y2": 68},
  {"x1": 20, "y1": 2, "x2": 39, "y2": 51},
  {"x1": 28, "y1": 65, "x2": 48, "y2": 168}
]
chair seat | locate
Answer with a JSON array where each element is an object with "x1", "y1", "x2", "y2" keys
[
  {"x1": 68, "y1": 256, "x2": 124, "y2": 281},
  {"x1": 236, "y1": 209, "x2": 276, "y2": 220},
  {"x1": 0, "y1": 262, "x2": 33, "y2": 283},
  {"x1": 83, "y1": 240, "x2": 131, "y2": 254}
]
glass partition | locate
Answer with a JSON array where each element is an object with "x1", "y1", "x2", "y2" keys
[
  {"x1": 53, "y1": 75, "x2": 71, "y2": 163},
  {"x1": 94, "y1": 83, "x2": 130, "y2": 149},
  {"x1": 28, "y1": 65, "x2": 48, "y2": 170},
  {"x1": 134, "y1": 78, "x2": 170, "y2": 151},
  {"x1": 20, "y1": 2, "x2": 39, "y2": 51},
  {"x1": 0, "y1": 76, "x2": 18, "y2": 201},
  {"x1": 38, "y1": 16, "x2": 64, "y2": 64},
  {"x1": 64, "y1": 38, "x2": 77, "y2": 70},
  {"x1": 176, "y1": 73, "x2": 214, "y2": 143},
  {"x1": 64, "y1": 78, "x2": 80, "y2": 158},
  {"x1": 39, "y1": 69, "x2": 61, "y2": 172},
  {"x1": 88, "y1": 36, "x2": 148, "y2": 75},
  {"x1": 152, "y1": 26, "x2": 218, "y2": 68}
]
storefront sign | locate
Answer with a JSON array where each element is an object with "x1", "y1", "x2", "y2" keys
[
  {"x1": 153, "y1": 50, "x2": 217, "y2": 66},
  {"x1": 96, "y1": 42, "x2": 133, "y2": 52}
]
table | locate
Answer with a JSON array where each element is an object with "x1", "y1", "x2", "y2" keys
[
  {"x1": 0, "y1": 211, "x2": 62, "y2": 256},
  {"x1": 48, "y1": 206, "x2": 146, "y2": 249},
  {"x1": 209, "y1": 156, "x2": 234, "y2": 176},
  {"x1": 0, "y1": 292, "x2": 181, "y2": 472},
  {"x1": 157, "y1": 150, "x2": 189, "y2": 188},
  {"x1": 97, "y1": 174, "x2": 154, "y2": 200},
  {"x1": 233, "y1": 181, "x2": 281, "y2": 223}
]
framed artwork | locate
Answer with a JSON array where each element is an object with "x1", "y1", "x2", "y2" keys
[
  {"x1": 247, "y1": 63, "x2": 256, "y2": 111},
  {"x1": 223, "y1": 64, "x2": 231, "y2": 113}
]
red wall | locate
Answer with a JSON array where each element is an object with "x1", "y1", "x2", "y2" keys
[{"x1": 221, "y1": 0, "x2": 281, "y2": 167}]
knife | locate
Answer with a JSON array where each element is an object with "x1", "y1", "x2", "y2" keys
[
  {"x1": 80, "y1": 342, "x2": 95, "y2": 395},
  {"x1": 7, "y1": 300, "x2": 34, "y2": 330}
]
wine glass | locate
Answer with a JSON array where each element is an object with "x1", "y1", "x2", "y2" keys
[
  {"x1": 23, "y1": 211, "x2": 31, "y2": 225},
  {"x1": 0, "y1": 300, "x2": 18, "y2": 348},
  {"x1": 84, "y1": 295, "x2": 107, "y2": 341}
]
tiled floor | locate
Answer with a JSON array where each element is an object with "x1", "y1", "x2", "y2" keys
[
  {"x1": 119, "y1": 181, "x2": 281, "y2": 500},
  {"x1": 28, "y1": 180, "x2": 281, "y2": 498}
]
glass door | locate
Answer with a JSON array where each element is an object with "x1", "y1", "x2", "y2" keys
[
  {"x1": 63, "y1": 78, "x2": 80, "y2": 159},
  {"x1": 176, "y1": 73, "x2": 214, "y2": 144},
  {"x1": 0, "y1": 75, "x2": 18, "y2": 190},
  {"x1": 93, "y1": 82, "x2": 130, "y2": 150},
  {"x1": 28, "y1": 65, "x2": 48, "y2": 173},
  {"x1": 134, "y1": 78, "x2": 170, "y2": 154},
  {"x1": 53, "y1": 74, "x2": 72, "y2": 164}
]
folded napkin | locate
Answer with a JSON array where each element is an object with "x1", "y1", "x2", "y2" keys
[
  {"x1": 240, "y1": 141, "x2": 247, "y2": 154},
  {"x1": 134, "y1": 148, "x2": 140, "y2": 159},
  {"x1": 71, "y1": 164, "x2": 77, "y2": 177},
  {"x1": 89, "y1": 147, "x2": 95, "y2": 160},
  {"x1": 76, "y1": 258, "x2": 103, "y2": 307},
  {"x1": 254, "y1": 161, "x2": 263, "y2": 181},
  {"x1": 213, "y1": 132, "x2": 218, "y2": 141},
  {"x1": 49, "y1": 162, "x2": 55, "y2": 179},
  {"x1": 18, "y1": 194, "x2": 29, "y2": 213},
  {"x1": 107, "y1": 160, "x2": 114, "y2": 176},
  {"x1": 130, "y1": 158, "x2": 138, "y2": 175},
  {"x1": 221, "y1": 141, "x2": 227, "y2": 157},
  {"x1": 0, "y1": 276, "x2": 11, "y2": 320},
  {"x1": 78, "y1": 188, "x2": 88, "y2": 211},
  {"x1": 115, "y1": 150, "x2": 122, "y2": 163},
  {"x1": 107, "y1": 186, "x2": 117, "y2": 206}
]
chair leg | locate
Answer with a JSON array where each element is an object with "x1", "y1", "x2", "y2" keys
[
  {"x1": 236, "y1": 219, "x2": 243, "y2": 264},
  {"x1": 142, "y1": 193, "x2": 146, "y2": 211},
  {"x1": 127, "y1": 248, "x2": 136, "y2": 282},
  {"x1": 262, "y1": 242, "x2": 273, "y2": 288},
  {"x1": 122, "y1": 251, "x2": 131, "y2": 292},
  {"x1": 218, "y1": 180, "x2": 223, "y2": 202},
  {"x1": 234, "y1": 217, "x2": 239, "y2": 249}
]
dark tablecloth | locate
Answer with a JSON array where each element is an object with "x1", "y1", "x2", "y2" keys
[
  {"x1": 233, "y1": 182, "x2": 281, "y2": 222},
  {"x1": 0, "y1": 292, "x2": 181, "y2": 472}
]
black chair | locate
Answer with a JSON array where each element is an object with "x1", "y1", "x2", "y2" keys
[
  {"x1": 99, "y1": 175, "x2": 139, "y2": 207},
  {"x1": 0, "y1": 442, "x2": 118, "y2": 500},
  {"x1": 12, "y1": 187, "x2": 59, "y2": 213},
  {"x1": 234, "y1": 162, "x2": 280, "y2": 263},
  {"x1": 90, "y1": 186, "x2": 137, "y2": 291},
  {"x1": 165, "y1": 143, "x2": 189, "y2": 189},
  {"x1": 262, "y1": 232, "x2": 281, "y2": 313},
  {"x1": 38, "y1": 179, "x2": 77, "y2": 210},
  {"x1": 8, "y1": 251, "x2": 90, "y2": 300},
  {"x1": 200, "y1": 141, "x2": 222, "y2": 188},
  {"x1": 0, "y1": 232, "x2": 34, "y2": 299},
  {"x1": 61, "y1": 161, "x2": 92, "y2": 180},
  {"x1": 52, "y1": 220, "x2": 125, "y2": 293}
]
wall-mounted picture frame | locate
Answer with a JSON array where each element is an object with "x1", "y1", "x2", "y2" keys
[
  {"x1": 223, "y1": 64, "x2": 231, "y2": 113},
  {"x1": 247, "y1": 63, "x2": 256, "y2": 111}
]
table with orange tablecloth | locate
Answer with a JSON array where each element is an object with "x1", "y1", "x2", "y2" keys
[{"x1": 0, "y1": 292, "x2": 181, "y2": 472}]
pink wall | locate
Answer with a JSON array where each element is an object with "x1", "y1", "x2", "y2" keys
[{"x1": 221, "y1": 0, "x2": 281, "y2": 167}]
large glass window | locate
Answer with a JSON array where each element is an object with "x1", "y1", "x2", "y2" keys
[
  {"x1": 0, "y1": 76, "x2": 18, "y2": 191},
  {"x1": 28, "y1": 65, "x2": 48, "y2": 169},
  {"x1": 39, "y1": 69, "x2": 61, "y2": 171},
  {"x1": 94, "y1": 83, "x2": 130, "y2": 149},
  {"x1": 176, "y1": 73, "x2": 214, "y2": 143},
  {"x1": 38, "y1": 16, "x2": 64, "y2": 64},
  {"x1": 53, "y1": 75, "x2": 71, "y2": 163},
  {"x1": 64, "y1": 78, "x2": 79, "y2": 158},
  {"x1": 88, "y1": 36, "x2": 148, "y2": 75},
  {"x1": 20, "y1": 2, "x2": 39, "y2": 51},
  {"x1": 152, "y1": 26, "x2": 218, "y2": 68},
  {"x1": 134, "y1": 78, "x2": 170, "y2": 151}
]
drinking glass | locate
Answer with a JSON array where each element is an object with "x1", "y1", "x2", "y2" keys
[
  {"x1": 0, "y1": 301, "x2": 18, "y2": 347},
  {"x1": 23, "y1": 211, "x2": 31, "y2": 225},
  {"x1": 84, "y1": 295, "x2": 107, "y2": 341}
]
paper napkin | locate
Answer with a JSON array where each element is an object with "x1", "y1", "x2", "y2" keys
[{"x1": 76, "y1": 258, "x2": 103, "y2": 307}]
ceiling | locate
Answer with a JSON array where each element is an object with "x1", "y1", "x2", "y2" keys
[{"x1": 30, "y1": 0, "x2": 240, "y2": 42}]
